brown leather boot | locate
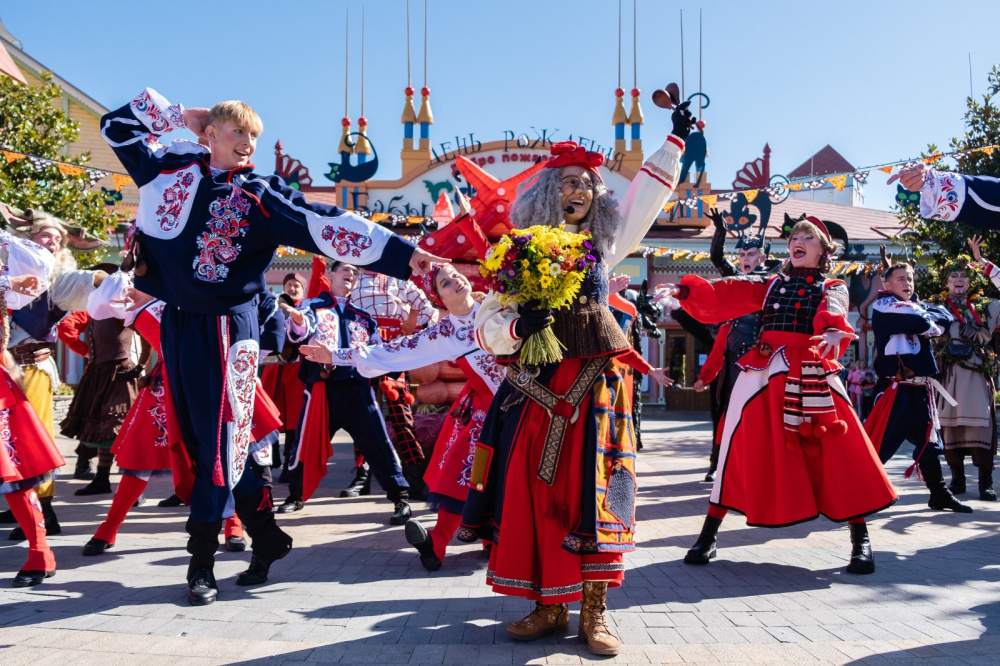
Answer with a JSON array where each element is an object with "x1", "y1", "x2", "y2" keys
[
  {"x1": 579, "y1": 581, "x2": 620, "y2": 656},
  {"x1": 505, "y1": 602, "x2": 570, "y2": 641}
]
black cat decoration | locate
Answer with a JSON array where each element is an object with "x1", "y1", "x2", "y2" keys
[{"x1": 325, "y1": 133, "x2": 380, "y2": 184}]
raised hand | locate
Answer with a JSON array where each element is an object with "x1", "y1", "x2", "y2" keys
[
  {"x1": 409, "y1": 247, "x2": 450, "y2": 276},
  {"x1": 967, "y1": 235, "x2": 985, "y2": 263},
  {"x1": 888, "y1": 163, "x2": 927, "y2": 192},
  {"x1": 608, "y1": 273, "x2": 630, "y2": 294},
  {"x1": 706, "y1": 207, "x2": 726, "y2": 231},
  {"x1": 671, "y1": 101, "x2": 695, "y2": 141},
  {"x1": 280, "y1": 301, "x2": 305, "y2": 326},
  {"x1": 8, "y1": 275, "x2": 40, "y2": 297},
  {"x1": 182, "y1": 108, "x2": 210, "y2": 141}
]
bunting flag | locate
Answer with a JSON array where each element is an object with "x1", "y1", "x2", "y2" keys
[
  {"x1": 56, "y1": 163, "x2": 84, "y2": 177},
  {"x1": 85, "y1": 168, "x2": 109, "y2": 186},
  {"x1": 111, "y1": 173, "x2": 133, "y2": 191},
  {"x1": 28, "y1": 156, "x2": 52, "y2": 171},
  {"x1": 660, "y1": 144, "x2": 999, "y2": 213},
  {"x1": 2, "y1": 150, "x2": 26, "y2": 164}
]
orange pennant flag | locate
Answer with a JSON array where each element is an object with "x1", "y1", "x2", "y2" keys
[
  {"x1": 663, "y1": 200, "x2": 677, "y2": 214},
  {"x1": 878, "y1": 165, "x2": 894, "y2": 174},
  {"x1": 827, "y1": 175, "x2": 848, "y2": 191},
  {"x1": 743, "y1": 189, "x2": 759, "y2": 203},
  {"x1": 984, "y1": 146, "x2": 996, "y2": 156},
  {"x1": 56, "y1": 163, "x2": 84, "y2": 176},
  {"x1": 2, "y1": 150, "x2": 26, "y2": 163},
  {"x1": 785, "y1": 183, "x2": 803, "y2": 191},
  {"x1": 111, "y1": 173, "x2": 133, "y2": 191},
  {"x1": 921, "y1": 153, "x2": 942, "y2": 164},
  {"x1": 700, "y1": 194, "x2": 718, "y2": 208}
]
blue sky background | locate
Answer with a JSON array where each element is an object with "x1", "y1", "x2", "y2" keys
[{"x1": 4, "y1": 0, "x2": 1000, "y2": 211}]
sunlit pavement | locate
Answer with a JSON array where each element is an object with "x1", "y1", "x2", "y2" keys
[{"x1": 2, "y1": 410, "x2": 998, "y2": 665}]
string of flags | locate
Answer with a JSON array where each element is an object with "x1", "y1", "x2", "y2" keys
[
  {"x1": 632, "y1": 243, "x2": 893, "y2": 277},
  {"x1": 663, "y1": 145, "x2": 1000, "y2": 213}
]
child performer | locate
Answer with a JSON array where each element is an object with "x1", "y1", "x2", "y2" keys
[
  {"x1": 658, "y1": 217, "x2": 897, "y2": 575},
  {"x1": 101, "y1": 87, "x2": 443, "y2": 604},
  {"x1": 863, "y1": 261, "x2": 970, "y2": 512},
  {"x1": 302, "y1": 262, "x2": 501, "y2": 571},
  {"x1": 0, "y1": 227, "x2": 64, "y2": 587}
]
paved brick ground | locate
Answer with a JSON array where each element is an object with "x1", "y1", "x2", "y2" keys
[{"x1": 1, "y1": 411, "x2": 999, "y2": 664}]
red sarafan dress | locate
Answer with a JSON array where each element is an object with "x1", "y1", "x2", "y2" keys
[{"x1": 678, "y1": 268, "x2": 897, "y2": 526}]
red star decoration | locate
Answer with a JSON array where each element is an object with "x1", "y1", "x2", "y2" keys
[{"x1": 455, "y1": 155, "x2": 545, "y2": 239}]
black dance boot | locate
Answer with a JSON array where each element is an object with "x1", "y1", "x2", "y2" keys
[
  {"x1": 704, "y1": 459, "x2": 718, "y2": 483},
  {"x1": 158, "y1": 493, "x2": 186, "y2": 507},
  {"x1": 979, "y1": 467, "x2": 998, "y2": 501},
  {"x1": 846, "y1": 523, "x2": 875, "y2": 574},
  {"x1": 922, "y1": 458, "x2": 973, "y2": 513},
  {"x1": 185, "y1": 518, "x2": 222, "y2": 605},
  {"x1": 684, "y1": 516, "x2": 722, "y2": 565},
  {"x1": 340, "y1": 463, "x2": 371, "y2": 498},
  {"x1": 949, "y1": 464, "x2": 967, "y2": 495},
  {"x1": 276, "y1": 483, "x2": 304, "y2": 513},
  {"x1": 234, "y1": 488, "x2": 293, "y2": 586},
  {"x1": 73, "y1": 455, "x2": 96, "y2": 480},
  {"x1": 75, "y1": 465, "x2": 112, "y2": 496},
  {"x1": 404, "y1": 520, "x2": 441, "y2": 571}
]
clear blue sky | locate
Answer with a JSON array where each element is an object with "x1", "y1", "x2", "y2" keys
[{"x1": 4, "y1": 0, "x2": 1000, "y2": 211}]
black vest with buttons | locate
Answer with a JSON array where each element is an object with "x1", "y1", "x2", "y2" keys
[{"x1": 760, "y1": 268, "x2": 825, "y2": 334}]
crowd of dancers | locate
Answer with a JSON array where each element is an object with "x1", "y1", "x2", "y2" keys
[{"x1": 1, "y1": 85, "x2": 998, "y2": 657}]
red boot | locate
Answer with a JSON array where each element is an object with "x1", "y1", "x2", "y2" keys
[
  {"x1": 86, "y1": 475, "x2": 149, "y2": 556},
  {"x1": 7, "y1": 489, "x2": 55, "y2": 586}
]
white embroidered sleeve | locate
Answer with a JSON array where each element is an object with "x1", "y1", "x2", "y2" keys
[
  {"x1": 0, "y1": 228, "x2": 54, "y2": 311},
  {"x1": 332, "y1": 317, "x2": 472, "y2": 378},
  {"x1": 86, "y1": 270, "x2": 133, "y2": 320},
  {"x1": 919, "y1": 170, "x2": 966, "y2": 221},
  {"x1": 129, "y1": 88, "x2": 186, "y2": 135},
  {"x1": 608, "y1": 134, "x2": 685, "y2": 268},
  {"x1": 0, "y1": 276, "x2": 10, "y2": 292},
  {"x1": 982, "y1": 260, "x2": 1000, "y2": 291},
  {"x1": 473, "y1": 291, "x2": 522, "y2": 356}
]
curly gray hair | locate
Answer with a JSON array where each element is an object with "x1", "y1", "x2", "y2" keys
[{"x1": 509, "y1": 167, "x2": 620, "y2": 258}]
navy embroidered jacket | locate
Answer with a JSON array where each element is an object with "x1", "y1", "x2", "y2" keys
[
  {"x1": 870, "y1": 292, "x2": 952, "y2": 379},
  {"x1": 919, "y1": 170, "x2": 1000, "y2": 229},
  {"x1": 101, "y1": 88, "x2": 415, "y2": 315},
  {"x1": 289, "y1": 295, "x2": 381, "y2": 385}
]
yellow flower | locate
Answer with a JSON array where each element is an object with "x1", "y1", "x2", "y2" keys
[{"x1": 539, "y1": 276, "x2": 552, "y2": 288}]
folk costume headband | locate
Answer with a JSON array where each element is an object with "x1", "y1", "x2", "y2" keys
[
  {"x1": 801, "y1": 216, "x2": 833, "y2": 244},
  {"x1": 545, "y1": 142, "x2": 605, "y2": 177},
  {"x1": 413, "y1": 262, "x2": 445, "y2": 308}
]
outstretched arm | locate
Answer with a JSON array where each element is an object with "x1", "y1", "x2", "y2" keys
[{"x1": 897, "y1": 164, "x2": 1000, "y2": 229}]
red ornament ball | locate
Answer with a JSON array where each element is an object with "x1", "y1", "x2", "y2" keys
[
  {"x1": 358, "y1": 117, "x2": 367, "y2": 127},
  {"x1": 421, "y1": 87, "x2": 430, "y2": 96},
  {"x1": 341, "y1": 117, "x2": 351, "y2": 127},
  {"x1": 404, "y1": 86, "x2": 414, "y2": 96},
  {"x1": 696, "y1": 120, "x2": 707, "y2": 130},
  {"x1": 615, "y1": 88, "x2": 625, "y2": 97},
  {"x1": 630, "y1": 88, "x2": 640, "y2": 97}
]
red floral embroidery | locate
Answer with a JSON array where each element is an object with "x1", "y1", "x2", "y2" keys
[
  {"x1": 347, "y1": 320, "x2": 371, "y2": 348},
  {"x1": 149, "y1": 377, "x2": 169, "y2": 448},
  {"x1": 228, "y1": 346, "x2": 258, "y2": 483},
  {"x1": 0, "y1": 408, "x2": 19, "y2": 467},
  {"x1": 156, "y1": 171, "x2": 196, "y2": 232},
  {"x1": 194, "y1": 188, "x2": 251, "y2": 283},
  {"x1": 131, "y1": 90, "x2": 183, "y2": 133},
  {"x1": 321, "y1": 226, "x2": 373, "y2": 258}
]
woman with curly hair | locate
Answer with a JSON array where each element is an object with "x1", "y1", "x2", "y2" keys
[
  {"x1": 658, "y1": 217, "x2": 897, "y2": 575},
  {"x1": 464, "y1": 101, "x2": 690, "y2": 656}
]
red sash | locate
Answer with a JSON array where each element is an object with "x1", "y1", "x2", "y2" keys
[{"x1": 300, "y1": 383, "x2": 331, "y2": 501}]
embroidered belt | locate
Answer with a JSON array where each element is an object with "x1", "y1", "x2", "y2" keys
[{"x1": 508, "y1": 357, "x2": 608, "y2": 485}]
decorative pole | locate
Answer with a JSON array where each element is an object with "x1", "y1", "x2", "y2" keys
[
  {"x1": 338, "y1": 6, "x2": 353, "y2": 156},
  {"x1": 356, "y1": 6, "x2": 371, "y2": 164},
  {"x1": 628, "y1": 0, "x2": 643, "y2": 152},
  {"x1": 416, "y1": 0, "x2": 433, "y2": 152}
]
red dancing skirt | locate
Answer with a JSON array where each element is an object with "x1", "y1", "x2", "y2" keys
[
  {"x1": 712, "y1": 334, "x2": 897, "y2": 526},
  {"x1": 0, "y1": 368, "x2": 64, "y2": 485},
  {"x1": 424, "y1": 383, "x2": 490, "y2": 503},
  {"x1": 260, "y1": 361, "x2": 304, "y2": 433},
  {"x1": 113, "y1": 362, "x2": 172, "y2": 472},
  {"x1": 487, "y1": 360, "x2": 623, "y2": 604}
]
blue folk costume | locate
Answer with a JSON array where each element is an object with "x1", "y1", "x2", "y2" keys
[
  {"x1": 101, "y1": 88, "x2": 415, "y2": 594},
  {"x1": 863, "y1": 289, "x2": 973, "y2": 512},
  {"x1": 285, "y1": 293, "x2": 410, "y2": 513}
]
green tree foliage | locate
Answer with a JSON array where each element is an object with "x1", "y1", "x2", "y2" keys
[
  {"x1": 0, "y1": 71, "x2": 112, "y2": 237},
  {"x1": 902, "y1": 65, "x2": 1000, "y2": 299}
]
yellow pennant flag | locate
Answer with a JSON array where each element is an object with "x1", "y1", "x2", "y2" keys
[
  {"x1": 111, "y1": 173, "x2": 133, "y2": 191},
  {"x1": 654, "y1": 248, "x2": 669, "y2": 256},
  {"x1": 700, "y1": 194, "x2": 718, "y2": 209},
  {"x1": 672, "y1": 249, "x2": 690, "y2": 260},
  {"x1": 743, "y1": 189, "x2": 758, "y2": 203},
  {"x1": 663, "y1": 200, "x2": 677, "y2": 214},
  {"x1": 830, "y1": 262, "x2": 845, "y2": 276},
  {"x1": 57, "y1": 163, "x2": 84, "y2": 176},
  {"x1": 827, "y1": 175, "x2": 848, "y2": 191},
  {"x1": 984, "y1": 146, "x2": 996, "y2": 156},
  {"x1": 921, "y1": 153, "x2": 942, "y2": 164},
  {"x1": 2, "y1": 150, "x2": 26, "y2": 163},
  {"x1": 691, "y1": 252, "x2": 709, "y2": 261},
  {"x1": 785, "y1": 183, "x2": 803, "y2": 191},
  {"x1": 878, "y1": 165, "x2": 894, "y2": 174}
]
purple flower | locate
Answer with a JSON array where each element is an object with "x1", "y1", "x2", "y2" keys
[
  {"x1": 576, "y1": 258, "x2": 586, "y2": 270},
  {"x1": 582, "y1": 240, "x2": 593, "y2": 250},
  {"x1": 585, "y1": 254, "x2": 596, "y2": 263},
  {"x1": 507, "y1": 268, "x2": 517, "y2": 278},
  {"x1": 513, "y1": 235, "x2": 531, "y2": 245}
]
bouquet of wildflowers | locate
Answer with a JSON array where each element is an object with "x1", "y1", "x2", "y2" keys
[{"x1": 480, "y1": 225, "x2": 599, "y2": 366}]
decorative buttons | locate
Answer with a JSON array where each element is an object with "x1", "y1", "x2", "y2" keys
[
  {"x1": 795, "y1": 303, "x2": 802, "y2": 310},
  {"x1": 426, "y1": 237, "x2": 435, "y2": 246},
  {"x1": 806, "y1": 276, "x2": 814, "y2": 284},
  {"x1": 580, "y1": 295, "x2": 588, "y2": 304},
  {"x1": 774, "y1": 303, "x2": 780, "y2": 309},
  {"x1": 780, "y1": 288, "x2": 786, "y2": 294},
  {"x1": 798, "y1": 289, "x2": 805, "y2": 296},
  {"x1": 497, "y1": 187, "x2": 506, "y2": 196},
  {"x1": 457, "y1": 235, "x2": 466, "y2": 243},
  {"x1": 496, "y1": 204, "x2": 505, "y2": 213}
]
